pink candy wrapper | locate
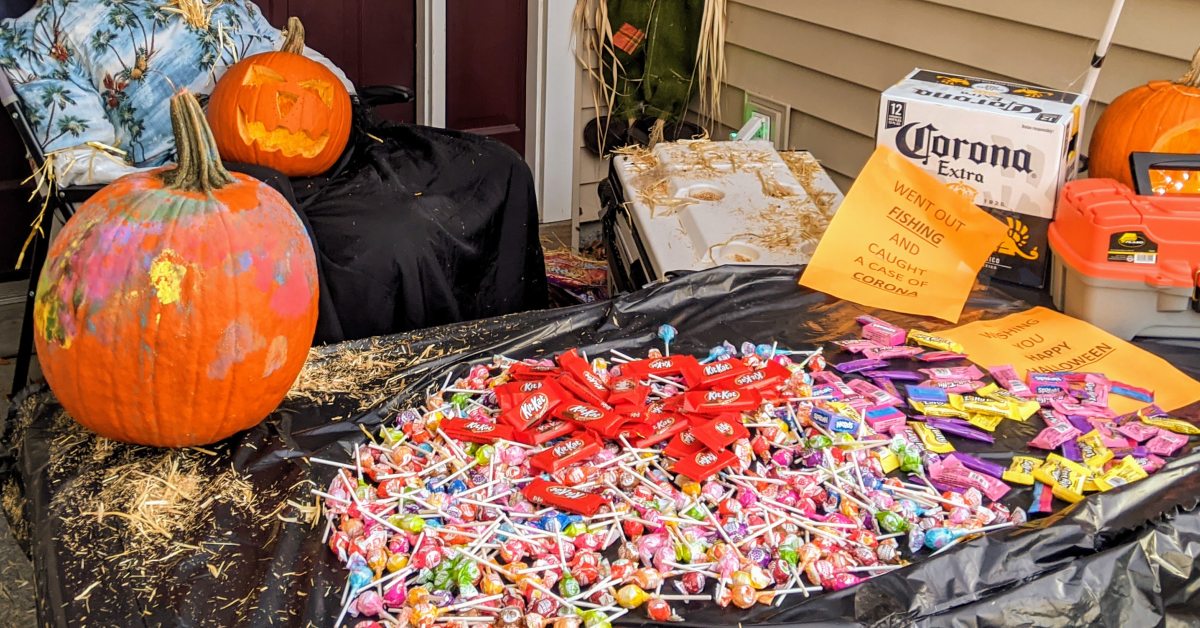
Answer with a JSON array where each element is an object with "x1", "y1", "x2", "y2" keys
[
  {"x1": 1029, "y1": 423, "x2": 1081, "y2": 450},
  {"x1": 833, "y1": 339, "x2": 883, "y2": 354},
  {"x1": 920, "y1": 365, "x2": 984, "y2": 381},
  {"x1": 1135, "y1": 453, "x2": 1167, "y2": 473},
  {"x1": 930, "y1": 456, "x2": 1010, "y2": 501},
  {"x1": 1145, "y1": 429, "x2": 1187, "y2": 456},
  {"x1": 919, "y1": 379, "x2": 985, "y2": 394},
  {"x1": 1051, "y1": 399, "x2": 1117, "y2": 419},
  {"x1": 864, "y1": 405, "x2": 907, "y2": 434},
  {"x1": 862, "y1": 345, "x2": 925, "y2": 360},
  {"x1": 856, "y1": 315, "x2": 908, "y2": 346},
  {"x1": 1070, "y1": 373, "x2": 1110, "y2": 407},
  {"x1": 847, "y1": 378, "x2": 903, "y2": 407},
  {"x1": 987, "y1": 365, "x2": 1034, "y2": 398}
]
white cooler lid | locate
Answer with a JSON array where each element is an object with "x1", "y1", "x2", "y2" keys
[{"x1": 613, "y1": 140, "x2": 843, "y2": 280}]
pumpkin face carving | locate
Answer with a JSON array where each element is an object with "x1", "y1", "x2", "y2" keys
[{"x1": 208, "y1": 18, "x2": 351, "y2": 177}]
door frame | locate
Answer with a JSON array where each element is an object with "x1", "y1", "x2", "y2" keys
[
  {"x1": 415, "y1": 0, "x2": 446, "y2": 128},
  {"x1": 416, "y1": 0, "x2": 576, "y2": 224}
]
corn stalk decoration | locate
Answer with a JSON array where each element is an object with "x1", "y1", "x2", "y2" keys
[{"x1": 573, "y1": 0, "x2": 726, "y2": 150}]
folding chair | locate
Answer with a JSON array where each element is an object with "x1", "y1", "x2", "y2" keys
[{"x1": 2, "y1": 0, "x2": 412, "y2": 397}]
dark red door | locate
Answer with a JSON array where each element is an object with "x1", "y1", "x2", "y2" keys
[
  {"x1": 445, "y1": 0, "x2": 527, "y2": 156},
  {"x1": 259, "y1": 0, "x2": 416, "y2": 124}
]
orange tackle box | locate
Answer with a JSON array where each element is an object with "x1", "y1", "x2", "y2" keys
[{"x1": 1048, "y1": 153, "x2": 1200, "y2": 339}]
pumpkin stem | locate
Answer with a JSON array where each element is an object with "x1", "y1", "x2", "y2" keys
[
  {"x1": 1178, "y1": 45, "x2": 1200, "y2": 87},
  {"x1": 281, "y1": 17, "x2": 305, "y2": 54},
  {"x1": 160, "y1": 90, "x2": 235, "y2": 193}
]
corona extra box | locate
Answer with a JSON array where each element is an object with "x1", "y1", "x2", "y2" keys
[{"x1": 876, "y1": 69, "x2": 1084, "y2": 287}]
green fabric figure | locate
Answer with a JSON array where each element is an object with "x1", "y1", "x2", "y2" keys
[
  {"x1": 577, "y1": 0, "x2": 722, "y2": 149},
  {"x1": 641, "y1": 0, "x2": 704, "y2": 140},
  {"x1": 603, "y1": 0, "x2": 654, "y2": 124}
]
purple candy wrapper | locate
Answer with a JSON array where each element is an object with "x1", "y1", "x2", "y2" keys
[
  {"x1": 833, "y1": 358, "x2": 890, "y2": 373},
  {"x1": 860, "y1": 370, "x2": 924, "y2": 381},
  {"x1": 946, "y1": 452, "x2": 1006, "y2": 479},
  {"x1": 926, "y1": 417, "x2": 995, "y2": 444},
  {"x1": 1060, "y1": 437, "x2": 1082, "y2": 462},
  {"x1": 1065, "y1": 415, "x2": 1094, "y2": 434}
]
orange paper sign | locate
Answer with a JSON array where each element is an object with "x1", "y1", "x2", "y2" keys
[
  {"x1": 799, "y1": 146, "x2": 1006, "y2": 322},
  {"x1": 942, "y1": 306, "x2": 1200, "y2": 414}
]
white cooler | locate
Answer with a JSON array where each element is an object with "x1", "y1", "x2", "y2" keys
[{"x1": 600, "y1": 140, "x2": 844, "y2": 292}]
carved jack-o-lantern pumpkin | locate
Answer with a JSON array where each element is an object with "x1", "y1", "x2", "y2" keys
[{"x1": 207, "y1": 18, "x2": 351, "y2": 177}]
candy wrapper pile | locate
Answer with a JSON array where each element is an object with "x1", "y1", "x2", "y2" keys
[{"x1": 316, "y1": 318, "x2": 1197, "y2": 627}]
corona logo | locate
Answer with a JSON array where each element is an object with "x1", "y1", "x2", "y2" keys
[
  {"x1": 996, "y1": 216, "x2": 1040, "y2": 260},
  {"x1": 696, "y1": 452, "x2": 718, "y2": 466},
  {"x1": 715, "y1": 422, "x2": 734, "y2": 436},
  {"x1": 566, "y1": 405, "x2": 603, "y2": 421},
  {"x1": 552, "y1": 439, "x2": 583, "y2": 457},
  {"x1": 649, "y1": 359, "x2": 673, "y2": 369},
  {"x1": 896, "y1": 122, "x2": 1033, "y2": 172},
  {"x1": 547, "y1": 486, "x2": 586, "y2": 499},
  {"x1": 706, "y1": 390, "x2": 739, "y2": 402},
  {"x1": 520, "y1": 394, "x2": 549, "y2": 421}
]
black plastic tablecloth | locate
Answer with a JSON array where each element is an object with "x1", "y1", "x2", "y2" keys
[{"x1": 2, "y1": 266, "x2": 1198, "y2": 626}]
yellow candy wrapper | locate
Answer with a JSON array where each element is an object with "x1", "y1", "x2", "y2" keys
[
  {"x1": 1033, "y1": 454, "x2": 1088, "y2": 503},
  {"x1": 907, "y1": 330, "x2": 965, "y2": 354},
  {"x1": 878, "y1": 446, "x2": 901, "y2": 474},
  {"x1": 911, "y1": 398, "x2": 969, "y2": 419},
  {"x1": 1139, "y1": 415, "x2": 1200, "y2": 435},
  {"x1": 1002, "y1": 455, "x2": 1044, "y2": 485},
  {"x1": 1095, "y1": 456, "x2": 1149, "y2": 491},
  {"x1": 967, "y1": 413, "x2": 1005, "y2": 432},
  {"x1": 1077, "y1": 430, "x2": 1115, "y2": 471},
  {"x1": 986, "y1": 387, "x2": 1041, "y2": 421},
  {"x1": 953, "y1": 392, "x2": 1012, "y2": 417},
  {"x1": 911, "y1": 421, "x2": 956, "y2": 454}
]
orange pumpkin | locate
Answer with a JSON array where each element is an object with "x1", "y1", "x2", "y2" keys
[
  {"x1": 33, "y1": 90, "x2": 319, "y2": 447},
  {"x1": 207, "y1": 17, "x2": 352, "y2": 177},
  {"x1": 1089, "y1": 47, "x2": 1200, "y2": 188}
]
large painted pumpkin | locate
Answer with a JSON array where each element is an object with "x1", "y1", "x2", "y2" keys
[
  {"x1": 1089, "y1": 47, "x2": 1200, "y2": 188},
  {"x1": 33, "y1": 90, "x2": 319, "y2": 447},
  {"x1": 207, "y1": 17, "x2": 352, "y2": 177}
]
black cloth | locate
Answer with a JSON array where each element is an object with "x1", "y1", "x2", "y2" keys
[
  {"x1": 3, "y1": 266, "x2": 1198, "y2": 627},
  {"x1": 234, "y1": 116, "x2": 548, "y2": 345}
]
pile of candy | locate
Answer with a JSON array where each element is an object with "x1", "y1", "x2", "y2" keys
[{"x1": 316, "y1": 319, "x2": 1196, "y2": 627}]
